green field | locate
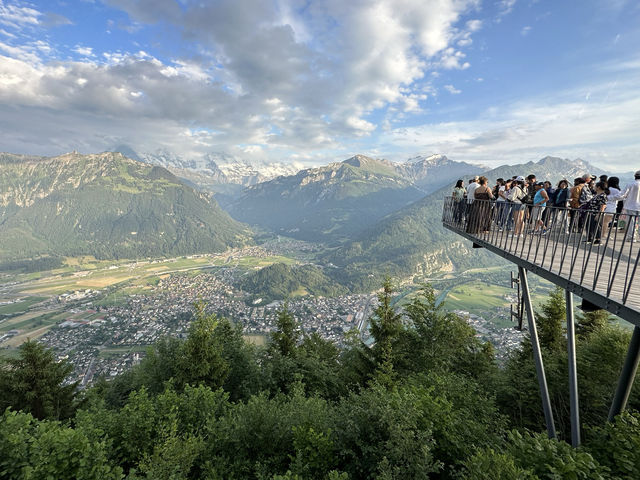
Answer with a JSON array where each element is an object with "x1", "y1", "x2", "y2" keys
[
  {"x1": 0, "y1": 297, "x2": 47, "y2": 316},
  {"x1": 244, "y1": 334, "x2": 267, "y2": 346},
  {"x1": 444, "y1": 283, "x2": 510, "y2": 311}
]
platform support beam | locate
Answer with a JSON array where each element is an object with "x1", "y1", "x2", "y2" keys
[
  {"x1": 519, "y1": 267, "x2": 556, "y2": 438},
  {"x1": 608, "y1": 326, "x2": 640, "y2": 421},
  {"x1": 566, "y1": 290, "x2": 580, "y2": 446}
]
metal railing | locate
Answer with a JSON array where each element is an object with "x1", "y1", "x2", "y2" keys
[{"x1": 442, "y1": 196, "x2": 640, "y2": 319}]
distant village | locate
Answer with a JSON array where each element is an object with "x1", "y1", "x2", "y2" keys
[
  {"x1": 2, "y1": 240, "x2": 523, "y2": 387},
  {"x1": 34, "y1": 269, "x2": 377, "y2": 386}
]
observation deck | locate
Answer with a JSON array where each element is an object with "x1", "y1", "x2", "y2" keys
[
  {"x1": 442, "y1": 196, "x2": 640, "y2": 445},
  {"x1": 442, "y1": 197, "x2": 640, "y2": 326}
]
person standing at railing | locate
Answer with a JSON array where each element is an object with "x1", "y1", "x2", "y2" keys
[
  {"x1": 466, "y1": 177, "x2": 479, "y2": 203},
  {"x1": 466, "y1": 176, "x2": 494, "y2": 234},
  {"x1": 452, "y1": 180, "x2": 466, "y2": 224},
  {"x1": 584, "y1": 182, "x2": 608, "y2": 245},
  {"x1": 601, "y1": 176, "x2": 620, "y2": 240},
  {"x1": 509, "y1": 177, "x2": 527, "y2": 237},
  {"x1": 541, "y1": 180, "x2": 554, "y2": 229},
  {"x1": 497, "y1": 178, "x2": 512, "y2": 231},
  {"x1": 553, "y1": 179, "x2": 570, "y2": 233},
  {"x1": 569, "y1": 177, "x2": 587, "y2": 232},
  {"x1": 465, "y1": 177, "x2": 479, "y2": 229},
  {"x1": 532, "y1": 182, "x2": 550, "y2": 234},
  {"x1": 618, "y1": 170, "x2": 640, "y2": 242}
]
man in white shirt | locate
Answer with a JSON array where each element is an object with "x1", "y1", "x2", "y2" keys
[
  {"x1": 619, "y1": 170, "x2": 640, "y2": 241},
  {"x1": 466, "y1": 177, "x2": 479, "y2": 204}
]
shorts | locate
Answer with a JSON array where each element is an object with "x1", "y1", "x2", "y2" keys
[{"x1": 531, "y1": 206, "x2": 546, "y2": 222}]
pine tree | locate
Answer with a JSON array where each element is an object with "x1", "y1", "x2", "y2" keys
[
  {"x1": 270, "y1": 303, "x2": 300, "y2": 357},
  {"x1": 369, "y1": 278, "x2": 403, "y2": 378},
  {"x1": 577, "y1": 310, "x2": 611, "y2": 339},
  {"x1": 0, "y1": 340, "x2": 80, "y2": 420},
  {"x1": 177, "y1": 301, "x2": 229, "y2": 388},
  {"x1": 537, "y1": 286, "x2": 566, "y2": 352}
]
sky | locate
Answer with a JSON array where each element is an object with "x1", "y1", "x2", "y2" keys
[{"x1": 0, "y1": 0, "x2": 639, "y2": 170}]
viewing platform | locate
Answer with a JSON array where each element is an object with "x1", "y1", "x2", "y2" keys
[
  {"x1": 442, "y1": 197, "x2": 640, "y2": 326},
  {"x1": 442, "y1": 196, "x2": 640, "y2": 444}
]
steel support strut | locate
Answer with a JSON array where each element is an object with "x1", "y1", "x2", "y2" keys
[
  {"x1": 566, "y1": 290, "x2": 580, "y2": 446},
  {"x1": 519, "y1": 267, "x2": 557, "y2": 438},
  {"x1": 608, "y1": 326, "x2": 640, "y2": 421}
]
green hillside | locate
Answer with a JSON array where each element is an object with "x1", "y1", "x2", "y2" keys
[
  {"x1": 226, "y1": 155, "x2": 424, "y2": 244},
  {"x1": 328, "y1": 156, "x2": 602, "y2": 290},
  {"x1": 237, "y1": 262, "x2": 348, "y2": 301},
  {"x1": 0, "y1": 152, "x2": 251, "y2": 260}
]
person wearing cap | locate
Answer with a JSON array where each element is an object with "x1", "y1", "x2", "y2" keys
[{"x1": 618, "y1": 170, "x2": 640, "y2": 241}]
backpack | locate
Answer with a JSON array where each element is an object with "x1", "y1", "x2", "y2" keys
[{"x1": 522, "y1": 186, "x2": 535, "y2": 205}]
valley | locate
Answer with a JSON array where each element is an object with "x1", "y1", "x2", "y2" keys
[
  {"x1": 0, "y1": 238, "x2": 556, "y2": 385},
  {"x1": 0, "y1": 150, "x2": 612, "y2": 384}
]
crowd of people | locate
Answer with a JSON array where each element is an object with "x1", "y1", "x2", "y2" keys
[{"x1": 451, "y1": 170, "x2": 640, "y2": 245}]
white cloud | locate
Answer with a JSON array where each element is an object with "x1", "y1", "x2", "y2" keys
[
  {"x1": 497, "y1": 0, "x2": 517, "y2": 20},
  {"x1": 521, "y1": 25, "x2": 531, "y2": 36},
  {"x1": 381, "y1": 77, "x2": 640, "y2": 170},
  {"x1": 0, "y1": 1, "x2": 41, "y2": 29},
  {"x1": 444, "y1": 84, "x2": 461, "y2": 94},
  {"x1": 0, "y1": 0, "x2": 484, "y2": 159},
  {"x1": 73, "y1": 45, "x2": 94, "y2": 57}
]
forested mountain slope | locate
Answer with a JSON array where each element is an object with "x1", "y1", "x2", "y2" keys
[
  {"x1": 0, "y1": 152, "x2": 251, "y2": 260},
  {"x1": 328, "y1": 156, "x2": 604, "y2": 289},
  {"x1": 225, "y1": 155, "x2": 425, "y2": 244}
]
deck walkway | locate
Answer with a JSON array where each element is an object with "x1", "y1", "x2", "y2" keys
[{"x1": 442, "y1": 198, "x2": 640, "y2": 327}]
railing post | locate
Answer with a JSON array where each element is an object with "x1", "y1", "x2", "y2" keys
[
  {"x1": 519, "y1": 266, "x2": 557, "y2": 438},
  {"x1": 608, "y1": 326, "x2": 640, "y2": 421},
  {"x1": 566, "y1": 290, "x2": 580, "y2": 446}
]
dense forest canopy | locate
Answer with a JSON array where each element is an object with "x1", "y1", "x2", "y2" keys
[{"x1": 1, "y1": 284, "x2": 639, "y2": 479}]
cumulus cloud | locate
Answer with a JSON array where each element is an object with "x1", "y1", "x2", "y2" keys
[
  {"x1": 444, "y1": 84, "x2": 461, "y2": 94},
  {"x1": 0, "y1": 0, "x2": 485, "y2": 159},
  {"x1": 0, "y1": 1, "x2": 41, "y2": 29},
  {"x1": 380, "y1": 76, "x2": 640, "y2": 170}
]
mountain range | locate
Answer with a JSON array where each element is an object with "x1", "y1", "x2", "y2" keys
[
  {"x1": 0, "y1": 149, "x2": 616, "y2": 295},
  {"x1": 324, "y1": 155, "x2": 610, "y2": 289},
  {"x1": 114, "y1": 146, "x2": 303, "y2": 188},
  {"x1": 222, "y1": 154, "x2": 484, "y2": 244},
  {"x1": 0, "y1": 152, "x2": 250, "y2": 261}
]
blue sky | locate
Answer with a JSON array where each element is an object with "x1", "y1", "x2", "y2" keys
[{"x1": 0, "y1": 0, "x2": 638, "y2": 170}]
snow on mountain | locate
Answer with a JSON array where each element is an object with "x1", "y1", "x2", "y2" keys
[{"x1": 114, "y1": 146, "x2": 303, "y2": 186}]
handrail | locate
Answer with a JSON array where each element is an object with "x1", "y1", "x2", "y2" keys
[{"x1": 442, "y1": 196, "x2": 640, "y2": 316}]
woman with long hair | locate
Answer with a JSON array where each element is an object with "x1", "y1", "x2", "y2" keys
[
  {"x1": 509, "y1": 178, "x2": 527, "y2": 237},
  {"x1": 554, "y1": 179, "x2": 570, "y2": 232},
  {"x1": 467, "y1": 176, "x2": 494, "y2": 233},
  {"x1": 602, "y1": 176, "x2": 620, "y2": 240},
  {"x1": 452, "y1": 179, "x2": 466, "y2": 224}
]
